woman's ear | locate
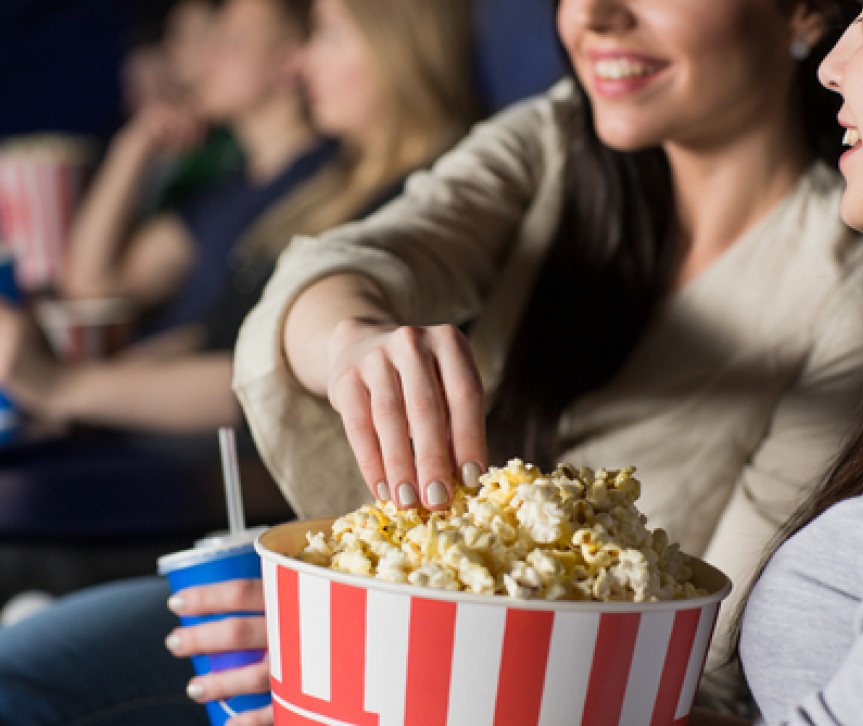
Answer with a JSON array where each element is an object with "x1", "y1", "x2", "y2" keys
[{"x1": 789, "y1": 2, "x2": 831, "y2": 53}]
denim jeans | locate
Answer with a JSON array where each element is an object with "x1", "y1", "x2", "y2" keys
[{"x1": 0, "y1": 576, "x2": 208, "y2": 725}]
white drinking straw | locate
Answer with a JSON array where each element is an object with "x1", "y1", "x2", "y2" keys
[{"x1": 218, "y1": 427, "x2": 246, "y2": 536}]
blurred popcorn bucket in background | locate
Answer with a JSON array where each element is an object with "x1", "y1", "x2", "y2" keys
[
  {"x1": 35, "y1": 298, "x2": 133, "y2": 362},
  {"x1": 256, "y1": 519, "x2": 732, "y2": 726},
  {"x1": 0, "y1": 135, "x2": 94, "y2": 292}
]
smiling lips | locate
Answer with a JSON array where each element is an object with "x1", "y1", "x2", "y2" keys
[
  {"x1": 593, "y1": 56, "x2": 666, "y2": 81},
  {"x1": 588, "y1": 52, "x2": 669, "y2": 98},
  {"x1": 844, "y1": 127, "x2": 861, "y2": 148}
]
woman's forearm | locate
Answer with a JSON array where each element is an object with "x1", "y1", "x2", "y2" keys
[
  {"x1": 283, "y1": 273, "x2": 399, "y2": 396},
  {"x1": 63, "y1": 126, "x2": 156, "y2": 298},
  {"x1": 40, "y1": 354, "x2": 240, "y2": 432}
]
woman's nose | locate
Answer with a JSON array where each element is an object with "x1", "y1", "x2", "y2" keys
[
  {"x1": 566, "y1": 0, "x2": 635, "y2": 34},
  {"x1": 818, "y1": 45, "x2": 844, "y2": 94},
  {"x1": 818, "y1": 26, "x2": 856, "y2": 95}
]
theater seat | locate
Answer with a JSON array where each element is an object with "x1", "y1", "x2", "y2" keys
[{"x1": 474, "y1": 0, "x2": 566, "y2": 112}]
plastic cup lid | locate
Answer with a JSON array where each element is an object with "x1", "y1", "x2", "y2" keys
[{"x1": 157, "y1": 526, "x2": 268, "y2": 574}]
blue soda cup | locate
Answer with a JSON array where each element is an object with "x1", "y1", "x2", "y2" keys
[
  {"x1": 158, "y1": 527, "x2": 271, "y2": 725},
  {"x1": 0, "y1": 247, "x2": 22, "y2": 444}
]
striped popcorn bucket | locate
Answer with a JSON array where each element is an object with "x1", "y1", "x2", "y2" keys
[
  {"x1": 34, "y1": 298, "x2": 133, "y2": 362},
  {"x1": 0, "y1": 135, "x2": 93, "y2": 292},
  {"x1": 256, "y1": 520, "x2": 731, "y2": 726}
]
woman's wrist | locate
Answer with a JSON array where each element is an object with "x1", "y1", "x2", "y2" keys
[
  {"x1": 326, "y1": 317, "x2": 397, "y2": 370},
  {"x1": 284, "y1": 273, "x2": 397, "y2": 396}
]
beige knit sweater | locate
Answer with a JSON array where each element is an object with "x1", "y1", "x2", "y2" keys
[{"x1": 233, "y1": 80, "x2": 863, "y2": 656}]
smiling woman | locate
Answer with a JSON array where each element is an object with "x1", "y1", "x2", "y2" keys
[
  {"x1": 232, "y1": 0, "x2": 863, "y2": 718},
  {"x1": 822, "y1": 12, "x2": 863, "y2": 226},
  {"x1": 558, "y1": 0, "x2": 824, "y2": 153}
]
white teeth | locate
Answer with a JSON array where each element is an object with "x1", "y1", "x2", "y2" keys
[
  {"x1": 594, "y1": 58, "x2": 663, "y2": 81},
  {"x1": 843, "y1": 128, "x2": 861, "y2": 147}
]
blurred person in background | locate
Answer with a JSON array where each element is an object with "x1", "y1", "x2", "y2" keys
[
  {"x1": 146, "y1": 0, "x2": 246, "y2": 214},
  {"x1": 121, "y1": 0, "x2": 215, "y2": 116},
  {"x1": 0, "y1": 0, "x2": 329, "y2": 433},
  {"x1": 0, "y1": 0, "x2": 477, "y2": 723},
  {"x1": 0, "y1": 0, "x2": 476, "y2": 435},
  {"x1": 115, "y1": 0, "x2": 245, "y2": 218},
  {"x1": 120, "y1": 32, "x2": 173, "y2": 118}
]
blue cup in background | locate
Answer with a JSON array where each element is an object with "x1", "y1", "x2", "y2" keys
[
  {"x1": 158, "y1": 528, "x2": 271, "y2": 725},
  {"x1": 0, "y1": 247, "x2": 22, "y2": 445}
]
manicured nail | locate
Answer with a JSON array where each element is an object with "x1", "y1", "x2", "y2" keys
[
  {"x1": 167, "y1": 595, "x2": 185, "y2": 613},
  {"x1": 425, "y1": 480, "x2": 450, "y2": 508},
  {"x1": 375, "y1": 481, "x2": 391, "y2": 502},
  {"x1": 397, "y1": 482, "x2": 418, "y2": 508},
  {"x1": 165, "y1": 633, "x2": 182, "y2": 653},
  {"x1": 186, "y1": 681, "x2": 205, "y2": 701},
  {"x1": 461, "y1": 461, "x2": 482, "y2": 489}
]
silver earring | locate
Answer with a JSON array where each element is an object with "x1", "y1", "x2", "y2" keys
[{"x1": 790, "y1": 38, "x2": 811, "y2": 61}]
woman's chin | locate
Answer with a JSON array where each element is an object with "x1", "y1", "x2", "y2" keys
[
  {"x1": 593, "y1": 121, "x2": 658, "y2": 153},
  {"x1": 840, "y1": 189, "x2": 863, "y2": 233}
]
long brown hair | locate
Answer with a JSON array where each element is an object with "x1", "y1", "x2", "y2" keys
[
  {"x1": 242, "y1": 0, "x2": 478, "y2": 256},
  {"x1": 488, "y1": 0, "x2": 857, "y2": 469}
]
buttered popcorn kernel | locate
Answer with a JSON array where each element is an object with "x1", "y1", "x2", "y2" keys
[{"x1": 298, "y1": 459, "x2": 706, "y2": 602}]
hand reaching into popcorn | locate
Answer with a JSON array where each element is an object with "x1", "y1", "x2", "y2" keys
[{"x1": 284, "y1": 273, "x2": 488, "y2": 512}]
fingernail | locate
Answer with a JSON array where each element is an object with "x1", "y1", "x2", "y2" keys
[
  {"x1": 461, "y1": 461, "x2": 483, "y2": 489},
  {"x1": 375, "y1": 481, "x2": 391, "y2": 502},
  {"x1": 165, "y1": 633, "x2": 182, "y2": 653},
  {"x1": 425, "y1": 480, "x2": 450, "y2": 508},
  {"x1": 397, "y1": 482, "x2": 418, "y2": 508},
  {"x1": 186, "y1": 681, "x2": 205, "y2": 701},
  {"x1": 167, "y1": 595, "x2": 185, "y2": 613}
]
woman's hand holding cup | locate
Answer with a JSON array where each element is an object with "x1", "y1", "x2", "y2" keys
[{"x1": 165, "y1": 579, "x2": 273, "y2": 726}]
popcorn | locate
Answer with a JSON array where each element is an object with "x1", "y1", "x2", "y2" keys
[{"x1": 298, "y1": 459, "x2": 706, "y2": 603}]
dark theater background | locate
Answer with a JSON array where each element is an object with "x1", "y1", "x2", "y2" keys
[{"x1": 0, "y1": 0, "x2": 565, "y2": 142}]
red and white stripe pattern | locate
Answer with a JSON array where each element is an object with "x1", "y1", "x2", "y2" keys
[
  {"x1": 0, "y1": 153, "x2": 89, "y2": 291},
  {"x1": 262, "y1": 559, "x2": 719, "y2": 726}
]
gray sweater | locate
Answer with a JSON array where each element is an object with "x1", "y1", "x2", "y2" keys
[{"x1": 740, "y1": 496, "x2": 863, "y2": 724}]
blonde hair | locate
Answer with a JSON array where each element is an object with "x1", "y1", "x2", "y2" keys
[{"x1": 241, "y1": 0, "x2": 477, "y2": 258}]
